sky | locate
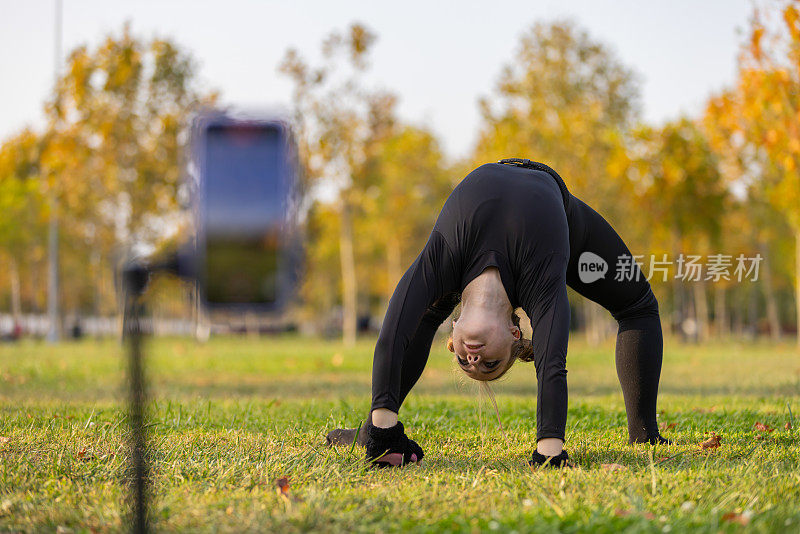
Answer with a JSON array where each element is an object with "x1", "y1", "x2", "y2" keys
[{"x1": 0, "y1": 0, "x2": 754, "y2": 160}]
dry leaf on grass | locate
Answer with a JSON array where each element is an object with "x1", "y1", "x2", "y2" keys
[
  {"x1": 754, "y1": 422, "x2": 774, "y2": 433},
  {"x1": 699, "y1": 433, "x2": 721, "y2": 450},
  {"x1": 721, "y1": 511, "x2": 751, "y2": 525},
  {"x1": 276, "y1": 477, "x2": 290, "y2": 495},
  {"x1": 275, "y1": 476, "x2": 304, "y2": 503},
  {"x1": 659, "y1": 422, "x2": 677, "y2": 432},
  {"x1": 77, "y1": 446, "x2": 95, "y2": 461},
  {"x1": 601, "y1": 463, "x2": 626, "y2": 471},
  {"x1": 0, "y1": 436, "x2": 10, "y2": 444},
  {"x1": 786, "y1": 421, "x2": 793, "y2": 430}
]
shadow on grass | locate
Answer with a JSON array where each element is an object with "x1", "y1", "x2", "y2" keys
[
  {"x1": 2, "y1": 372, "x2": 796, "y2": 402},
  {"x1": 150, "y1": 376, "x2": 797, "y2": 399}
]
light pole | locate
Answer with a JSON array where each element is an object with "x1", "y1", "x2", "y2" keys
[{"x1": 46, "y1": 0, "x2": 62, "y2": 343}]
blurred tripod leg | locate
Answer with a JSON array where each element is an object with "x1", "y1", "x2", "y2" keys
[{"x1": 123, "y1": 264, "x2": 150, "y2": 534}]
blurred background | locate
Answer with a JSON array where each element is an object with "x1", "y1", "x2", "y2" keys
[{"x1": 0, "y1": 0, "x2": 798, "y2": 347}]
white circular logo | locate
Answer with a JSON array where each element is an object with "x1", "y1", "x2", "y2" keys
[{"x1": 578, "y1": 251, "x2": 608, "y2": 284}]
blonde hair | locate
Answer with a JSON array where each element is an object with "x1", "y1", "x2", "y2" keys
[{"x1": 447, "y1": 311, "x2": 534, "y2": 381}]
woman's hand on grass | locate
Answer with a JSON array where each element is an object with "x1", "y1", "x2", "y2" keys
[
  {"x1": 365, "y1": 420, "x2": 424, "y2": 467},
  {"x1": 529, "y1": 449, "x2": 571, "y2": 469}
]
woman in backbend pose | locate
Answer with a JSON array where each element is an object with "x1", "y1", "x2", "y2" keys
[{"x1": 328, "y1": 159, "x2": 670, "y2": 468}]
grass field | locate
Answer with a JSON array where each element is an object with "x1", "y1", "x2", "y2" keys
[{"x1": 1, "y1": 334, "x2": 799, "y2": 532}]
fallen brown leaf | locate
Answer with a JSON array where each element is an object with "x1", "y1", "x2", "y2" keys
[
  {"x1": 721, "y1": 512, "x2": 750, "y2": 526},
  {"x1": 276, "y1": 477, "x2": 290, "y2": 495},
  {"x1": 0, "y1": 436, "x2": 10, "y2": 444},
  {"x1": 786, "y1": 421, "x2": 793, "y2": 430},
  {"x1": 754, "y1": 422, "x2": 774, "y2": 433},
  {"x1": 601, "y1": 463, "x2": 626, "y2": 471},
  {"x1": 77, "y1": 446, "x2": 95, "y2": 460},
  {"x1": 700, "y1": 433, "x2": 721, "y2": 450},
  {"x1": 659, "y1": 422, "x2": 677, "y2": 432}
]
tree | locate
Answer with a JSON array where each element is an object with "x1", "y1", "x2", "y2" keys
[
  {"x1": 473, "y1": 19, "x2": 641, "y2": 339},
  {"x1": 280, "y1": 23, "x2": 394, "y2": 345},
  {"x1": 45, "y1": 24, "x2": 215, "y2": 255},
  {"x1": 31, "y1": 25, "x2": 216, "y2": 319},
  {"x1": 0, "y1": 130, "x2": 48, "y2": 321},
  {"x1": 706, "y1": 1, "x2": 800, "y2": 346},
  {"x1": 704, "y1": 88, "x2": 791, "y2": 340},
  {"x1": 627, "y1": 118, "x2": 727, "y2": 341},
  {"x1": 474, "y1": 20, "x2": 639, "y2": 210},
  {"x1": 367, "y1": 126, "x2": 452, "y2": 299}
]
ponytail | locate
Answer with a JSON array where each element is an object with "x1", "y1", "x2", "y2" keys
[{"x1": 510, "y1": 337, "x2": 535, "y2": 363}]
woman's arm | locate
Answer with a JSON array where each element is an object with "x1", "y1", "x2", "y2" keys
[
  {"x1": 371, "y1": 231, "x2": 458, "y2": 422},
  {"x1": 372, "y1": 292, "x2": 460, "y2": 428},
  {"x1": 520, "y1": 253, "x2": 571, "y2": 448}
]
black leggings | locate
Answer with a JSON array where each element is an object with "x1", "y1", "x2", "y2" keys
[{"x1": 565, "y1": 195, "x2": 663, "y2": 443}]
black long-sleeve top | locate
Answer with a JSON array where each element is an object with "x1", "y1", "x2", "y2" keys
[{"x1": 371, "y1": 162, "x2": 573, "y2": 440}]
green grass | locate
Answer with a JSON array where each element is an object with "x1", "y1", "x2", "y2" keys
[{"x1": 1, "y1": 334, "x2": 799, "y2": 532}]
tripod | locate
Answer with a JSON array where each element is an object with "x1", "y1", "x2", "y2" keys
[{"x1": 122, "y1": 257, "x2": 186, "y2": 534}]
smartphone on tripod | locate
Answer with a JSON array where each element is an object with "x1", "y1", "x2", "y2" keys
[{"x1": 189, "y1": 111, "x2": 302, "y2": 311}]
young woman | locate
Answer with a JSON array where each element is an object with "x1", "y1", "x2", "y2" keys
[{"x1": 327, "y1": 159, "x2": 670, "y2": 468}]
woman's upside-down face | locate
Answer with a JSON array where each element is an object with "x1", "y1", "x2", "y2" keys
[{"x1": 449, "y1": 311, "x2": 520, "y2": 381}]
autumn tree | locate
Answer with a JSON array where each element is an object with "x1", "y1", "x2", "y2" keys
[
  {"x1": 627, "y1": 118, "x2": 727, "y2": 341},
  {"x1": 704, "y1": 88, "x2": 792, "y2": 340},
  {"x1": 474, "y1": 20, "x2": 639, "y2": 209},
  {"x1": 366, "y1": 126, "x2": 452, "y2": 298},
  {"x1": 473, "y1": 20, "x2": 640, "y2": 338},
  {"x1": 39, "y1": 24, "x2": 215, "y2": 317},
  {"x1": 703, "y1": 1, "x2": 800, "y2": 345},
  {"x1": 46, "y1": 24, "x2": 212, "y2": 249},
  {"x1": 0, "y1": 129, "x2": 48, "y2": 320},
  {"x1": 280, "y1": 24, "x2": 396, "y2": 344}
]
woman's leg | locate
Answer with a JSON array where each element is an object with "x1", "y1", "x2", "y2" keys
[{"x1": 565, "y1": 195, "x2": 666, "y2": 444}]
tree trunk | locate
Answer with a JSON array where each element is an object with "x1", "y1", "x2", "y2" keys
[
  {"x1": 692, "y1": 280, "x2": 709, "y2": 343},
  {"x1": 91, "y1": 248, "x2": 102, "y2": 319},
  {"x1": 585, "y1": 300, "x2": 608, "y2": 344},
  {"x1": 714, "y1": 286, "x2": 727, "y2": 339},
  {"x1": 747, "y1": 284, "x2": 759, "y2": 340},
  {"x1": 733, "y1": 286, "x2": 744, "y2": 338},
  {"x1": 759, "y1": 241, "x2": 781, "y2": 341},
  {"x1": 339, "y1": 201, "x2": 357, "y2": 346},
  {"x1": 796, "y1": 229, "x2": 800, "y2": 349},
  {"x1": 386, "y1": 236, "x2": 403, "y2": 299},
  {"x1": 9, "y1": 257, "x2": 22, "y2": 324}
]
